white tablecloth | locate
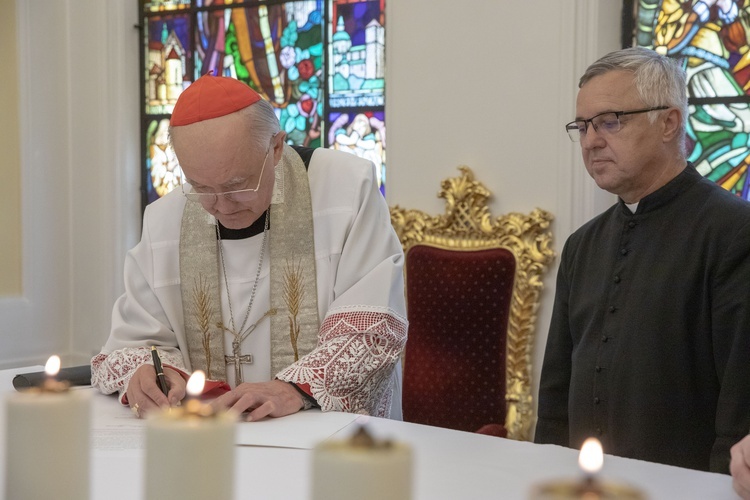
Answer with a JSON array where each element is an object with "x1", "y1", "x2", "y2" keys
[{"x1": 0, "y1": 366, "x2": 735, "y2": 499}]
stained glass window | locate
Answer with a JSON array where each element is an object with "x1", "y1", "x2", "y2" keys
[
  {"x1": 139, "y1": 0, "x2": 386, "y2": 209},
  {"x1": 623, "y1": 0, "x2": 750, "y2": 199}
]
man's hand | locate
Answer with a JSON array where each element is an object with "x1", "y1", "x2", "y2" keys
[
  {"x1": 126, "y1": 364, "x2": 186, "y2": 418},
  {"x1": 211, "y1": 380, "x2": 305, "y2": 421},
  {"x1": 731, "y1": 435, "x2": 750, "y2": 499}
]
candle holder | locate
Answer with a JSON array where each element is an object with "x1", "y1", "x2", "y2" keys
[
  {"x1": 5, "y1": 355, "x2": 91, "y2": 500},
  {"x1": 530, "y1": 477, "x2": 646, "y2": 499},
  {"x1": 312, "y1": 424, "x2": 413, "y2": 500},
  {"x1": 144, "y1": 370, "x2": 236, "y2": 500},
  {"x1": 530, "y1": 438, "x2": 646, "y2": 500}
]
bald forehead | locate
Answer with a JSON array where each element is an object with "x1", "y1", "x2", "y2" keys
[
  {"x1": 171, "y1": 111, "x2": 248, "y2": 144},
  {"x1": 170, "y1": 110, "x2": 271, "y2": 187}
]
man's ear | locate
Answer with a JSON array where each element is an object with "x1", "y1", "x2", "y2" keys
[
  {"x1": 272, "y1": 131, "x2": 287, "y2": 165},
  {"x1": 662, "y1": 107, "x2": 682, "y2": 143}
]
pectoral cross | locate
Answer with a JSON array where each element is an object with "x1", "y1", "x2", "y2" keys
[
  {"x1": 222, "y1": 308, "x2": 277, "y2": 384},
  {"x1": 225, "y1": 339, "x2": 253, "y2": 384}
]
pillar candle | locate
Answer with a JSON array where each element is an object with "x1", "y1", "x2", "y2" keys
[
  {"x1": 144, "y1": 371, "x2": 236, "y2": 500},
  {"x1": 312, "y1": 425, "x2": 412, "y2": 500},
  {"x1": 4, "y1": 356, "x2": 91, "y2": 500}
]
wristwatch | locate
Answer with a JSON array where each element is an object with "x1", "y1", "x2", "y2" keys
[
  {"x1": 289, "y1": 382, "x2": 319, "y2": 410},
  {"x1": 300, "y1": 394, "x2": 317, "y2": 411}
]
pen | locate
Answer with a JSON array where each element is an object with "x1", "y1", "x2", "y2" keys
[{"x1": 151, "y1": 346, "x2": 170, "y2": 396}]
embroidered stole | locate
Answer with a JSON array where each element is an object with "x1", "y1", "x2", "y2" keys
[{"x1": 179, "y1": 144, "x2": 320, "y2": 381}]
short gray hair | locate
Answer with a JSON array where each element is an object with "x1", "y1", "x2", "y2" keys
[
  {"x1": 239, "y1": 97, "x2": 282, "y2": 153},
  {"x1": 580, "y1": 47, "x2": 688, "y2": 155}
]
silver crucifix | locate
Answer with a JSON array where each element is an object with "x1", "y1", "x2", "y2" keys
[
  {"x1": 225, "y1": 343, "x2": 253, "y2": 384},
  {"x1": 222, "y1": 308, "x2": 277, "y2": 384}
]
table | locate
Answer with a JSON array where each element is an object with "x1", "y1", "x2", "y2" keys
[{"x1": 0, "y1": 366, "x2": 735, "y2": 499}]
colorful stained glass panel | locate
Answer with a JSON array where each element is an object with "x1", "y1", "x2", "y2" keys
[
  {"x1": 144, "y1": 14, "x2": 192, "y2": 115},
  {"x1": 139, "y1": 0, "x2": 386, "y2": 210},
  {"x1": 145, "y1": 118, "x2": 184, "y2": 205},
  {"x1": 329, "y1": 110, "x2": 385, "y2": 192},
  {"x1": 143, "y1": 0, "x2": 191, "y2": 13},
  {"x1": 192, "y1": 3, "x2": 324, "y2": 147},
  {"x1": 626, "y1": 0, "x2": 750, "y2": 199},
  {"x1": 328, "y1": 0, "x2": 385, "y2": 109}
]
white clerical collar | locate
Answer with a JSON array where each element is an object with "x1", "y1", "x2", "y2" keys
[{"x1": 625, "y1": 202, "x2": 639, "y2": 213}]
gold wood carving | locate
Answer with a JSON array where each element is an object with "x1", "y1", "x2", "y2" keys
[{"x1": 390, "y1": 166, "x2": 555, "y2": 441}]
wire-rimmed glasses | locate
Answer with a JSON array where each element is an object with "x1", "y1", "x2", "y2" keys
[
  {"x1": 565, "y1": 106, "x2": 668, "y2": 142},
  {"x1": 181, "y1": 146, "x2": 270, "y2": 204}
]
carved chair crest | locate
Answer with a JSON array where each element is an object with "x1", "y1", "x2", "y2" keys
[{"x1": 390, "y1": 166, "x2": 555, "y2": 441}]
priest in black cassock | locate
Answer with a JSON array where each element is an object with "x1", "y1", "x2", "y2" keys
[{"x1": 535, "y1": 47, "x2": 750, "y2": 474}]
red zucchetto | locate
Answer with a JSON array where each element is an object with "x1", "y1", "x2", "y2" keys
[{"x1": 170, "y1": 75, "x2": 261, "y2": 126}]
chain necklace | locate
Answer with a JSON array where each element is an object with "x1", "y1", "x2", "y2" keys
[{"x1": 217, "y1": 210, "x2": 270, "y2": 343}]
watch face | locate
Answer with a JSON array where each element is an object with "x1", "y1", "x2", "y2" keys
[{"x1": 302, "y1": 396, "x2": 316, "y2": 410}]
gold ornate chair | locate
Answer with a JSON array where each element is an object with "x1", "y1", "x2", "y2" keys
[{"x1": 390, "y1": 166, "x2": 554, "y2": 441}]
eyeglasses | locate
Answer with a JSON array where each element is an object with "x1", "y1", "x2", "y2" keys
[
  {"x1": 565, "y1": 106, "x2": 668, "y2": 142},
  {"x1": 181, "y1": 146, "x2": 270, "y2": 205}
]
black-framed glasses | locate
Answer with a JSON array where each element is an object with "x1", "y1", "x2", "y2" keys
[
  {"x1": 565, "y1": 106, "x2": 669, "y2": 142},
  {"x1": 181, "y1": 144, "x2": 271, "y2": 205}
]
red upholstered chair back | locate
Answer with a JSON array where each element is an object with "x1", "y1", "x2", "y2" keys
[
  {"x1": 403, "y1": 245, "x2": 516, "y2": 433},
  {"x1": 390, "y1": 166, "x2": 555, "y2": 441}
]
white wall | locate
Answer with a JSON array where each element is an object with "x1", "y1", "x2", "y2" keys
[
  {"x1": 67, "y1": 0, "x2": 141, "y2": 363},
  {"x1": 2, "y1": 0, "x2": 623, "y2": 428},
  {"x1": 0, "y1": 0, "x2": 140, "y2": 368},
  {"x1": 386, "y1": 0, "x2": 621, "y2": 426},
  {"x1": 0, "y1": 0, "x2": 72, "y2": 368}
]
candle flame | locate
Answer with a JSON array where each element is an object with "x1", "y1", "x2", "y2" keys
[
  {"x1": 579, "y1": 437, "x2": 603, "y2": 474},
  {"x1": 186, "y1": 370, "x2": 206, "y2": 397},
  {"x1": 44, "y1": 355, "x2": 61, "y2": 377}
]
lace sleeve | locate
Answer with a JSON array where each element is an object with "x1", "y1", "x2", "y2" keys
[
  {"x1": 91, "y1": 347, "x2": 187, "y2": 401},
  {"x1": 276, "y1": 307, "x2": 407, "y2": 417}
]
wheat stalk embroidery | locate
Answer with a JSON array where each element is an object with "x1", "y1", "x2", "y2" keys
[
  {"x1": 283, "y1": 259, "x2": 305, "y2": 361},
  {"x1": 192, "y1": 274, "x2": 215, "y2": 375}
]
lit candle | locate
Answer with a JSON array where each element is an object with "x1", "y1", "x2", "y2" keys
[
  {"x1": 5, "y1": 355, "x2": 91, "y2": 499},
  {"x1": 530, "y1": 438, "x2": 646, "y2": 499},
  {"x1": 144, "y1": 370, "x2": 236, "y2": 500},
  {"x1": 312, "y1": 425, "x2": 412, "y2": 500},
  {"x1": 579, "y1": 437, "x2": 605, "y2": 487}
]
